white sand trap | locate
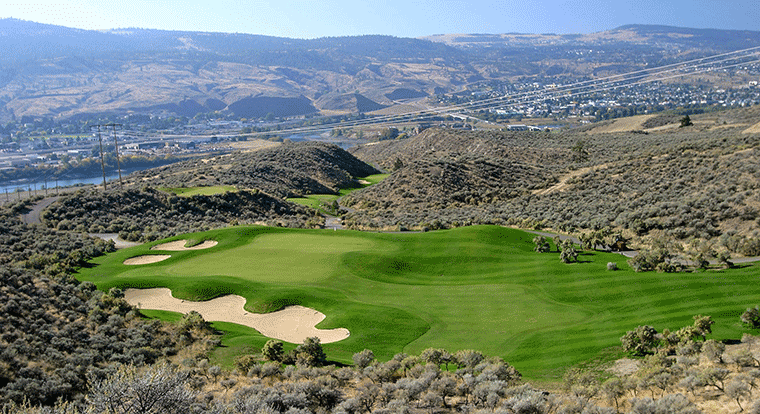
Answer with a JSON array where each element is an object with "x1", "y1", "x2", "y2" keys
[
  {"x1": 151, "y1": 240, "x2": 218, "y2": 251},
  {"x1": 125, "y1": 288, "x2": 350, "y2": 344},
  {"x1": 123, "y1": 255, "x2": 171, "y2": 265}
]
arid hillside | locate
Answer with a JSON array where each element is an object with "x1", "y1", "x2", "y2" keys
[
  {"x1": 345, "y1": 108, "x2": 760, "y2": 256},
  {"x1": 125, "y1": 141, "x2": 380, "y2": 198}
]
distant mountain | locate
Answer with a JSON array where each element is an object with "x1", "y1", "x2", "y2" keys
[
  {"x1": 423, "y1": 24, "x2": 760, "y2": 51},
  {"x1": 1, "y1": 19, "x2": 759, "y2": 122}
]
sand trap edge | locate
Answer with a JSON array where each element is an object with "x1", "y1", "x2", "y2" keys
[
  {"x1": 125, "y1": 288, "x2": 350, "y2": 344},
  {"x1": 123, "y1": 255, "x2": 171, "y2": 265},
  {"x1": 151, "y1": 240, "x2": 219, "y2": 251}
]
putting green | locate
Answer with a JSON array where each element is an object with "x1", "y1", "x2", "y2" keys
[
  {"x1": 164, "y1": 233, "x2": 379, "y2": 283},
  {"x1": 78, "y1": 225, "x2": 760, "y2": 380}
]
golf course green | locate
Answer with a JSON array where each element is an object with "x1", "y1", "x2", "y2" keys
[{"x1": 77, "y1": 225, "x2": 760, "y2": 380}]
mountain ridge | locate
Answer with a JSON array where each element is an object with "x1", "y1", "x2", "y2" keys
[{"x1": 2, "y1": 19, "x2": 759, "y2": 122}]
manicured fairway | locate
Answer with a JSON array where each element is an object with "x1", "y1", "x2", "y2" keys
[{"x1": 78, "y1": 225, "x2": 760, "y2": 380}]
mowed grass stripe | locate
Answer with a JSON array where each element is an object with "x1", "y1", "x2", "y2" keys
[{"x1": 77, "y1": 225, "x2": 760, "y2": 380}]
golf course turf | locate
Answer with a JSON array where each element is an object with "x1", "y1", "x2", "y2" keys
[{"x1": 77, "y1": 225, "x2": 760, "y2": 380}]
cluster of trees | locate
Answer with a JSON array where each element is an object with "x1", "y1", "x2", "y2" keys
[
  {"x1": 613, "y1": 315, "x2": 760, "y2": 413},
  {"x1": 532, "y1": 235, "x2": 579, "y2": 263},
  {"x1": 42, "y1": 187, "x2": 319, "y2": 242}
]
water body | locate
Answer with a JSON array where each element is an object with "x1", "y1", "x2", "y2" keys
[
  {"x1": 1, "y1": 134, "x2": 364, "y2": 193},
  {"x1": 1, "y1": 172, "x2": 124, "y2": 194}
]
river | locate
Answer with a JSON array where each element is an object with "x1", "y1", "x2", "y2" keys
[{"x1": 1, "y1": 172, "x2": 125, "y2": 194}]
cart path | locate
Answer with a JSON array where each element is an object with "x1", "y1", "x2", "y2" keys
[{"x1": 21, "y1": 196, "x2": 59, "y2": 225}]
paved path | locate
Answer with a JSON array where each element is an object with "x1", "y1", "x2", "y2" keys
[
  {"x1": 21, "y1": 196, "x2": 59, "y2": 225},
  {"x1": 89, "y1": 233, "x2": 141, "y2": 249},
  {"x1": 324, "y1": 216, "x2": 344, "y2": 230}
]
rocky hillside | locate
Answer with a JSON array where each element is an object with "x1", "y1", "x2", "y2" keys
[{"x1": 125, "y1": 141, "x2": 380, "y2": 198}]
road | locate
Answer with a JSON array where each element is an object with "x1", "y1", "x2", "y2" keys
[{"x1": 21, "y1": 196, "x2": 59, "y2": 225}]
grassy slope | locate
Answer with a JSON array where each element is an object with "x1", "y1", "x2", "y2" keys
[
  {"x1": 77, "y1": 225, "x2": 760, "y2": 380},
  {"x1": 287, "y1": 174, "x2": 389, "y2": 214}
]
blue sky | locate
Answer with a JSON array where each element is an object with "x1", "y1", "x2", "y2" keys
[{"x1": 1, "y1": 0, "x2": 757, "y2": 38}]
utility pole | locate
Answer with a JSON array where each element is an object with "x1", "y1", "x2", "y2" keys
[
  {"x1": 91, "y1": 123, "x2": 123, "y2": 190},
  {"x1": 93, "y1": 125, "x2": 107, "y2": 191},
  {"x1": 108, "y1": 123, "x2": 123, "y2": 187}
]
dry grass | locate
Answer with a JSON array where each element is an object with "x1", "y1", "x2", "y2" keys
[{"x1": 585, "y1": 115, "x2": 653, "y2": 133}]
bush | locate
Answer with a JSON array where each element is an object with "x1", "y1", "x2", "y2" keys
[
  {"x1": 262, "y1": 339, "x2": 284, "y2": 362},
  {"x1": 742, "y1": 306, "x2": 760, "y2": 329},
  {"x1": 621, "y1": 325, "x2": 660, "y2": 356}
]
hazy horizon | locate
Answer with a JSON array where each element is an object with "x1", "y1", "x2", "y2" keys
[{"x1": 1, "y1": 0, "x2": 758, "y2": 40}]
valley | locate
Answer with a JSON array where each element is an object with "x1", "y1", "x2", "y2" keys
[{"x1": 2, "y1": 18, "x2": 760, "y2": 414}]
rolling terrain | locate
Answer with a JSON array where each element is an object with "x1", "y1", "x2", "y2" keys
[
  {"x1": 78, "y1": 224, "x2": 760, "y2": 382},
  {"x1": 122, "y1": 141, "x2": 379, "y2": 197},
  {"x1": 345, "y1": 107, "x2": 760, "y2": 258},
  {"x1": 1, "y1": 20, "x2": 759, "y2": 122}
]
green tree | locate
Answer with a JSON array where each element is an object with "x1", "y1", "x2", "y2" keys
[
  {"x1": 560, "y1": 239, "x2": 578, "y2": 263},
  {"x1": 741, "y1": 305, "x2": 760, "y2": 328},
  {"x1": 533, "y1": 235, "x2": 550, "y2": 253},
  {"x1": 262, "y1": 339, "x2": 284, "y2": 362},
  {"x1": 679, "y1": 115, "x2": 693, "y2": 127},
  {"x1": 621, "y1": 325, "x2": 660, "y2": 356},
  {"x1": 352, "y1": 349, "x2": 375, "y2": 369},
  {"x1": 571, "y1": 140, "x2": 589, "y2": 162},
  {"x1": 296, "y1": 336, "x2": 327, "y2": 367},
  {"x1": 692, "y1": 314, "x2": 714, "y2": 341}
]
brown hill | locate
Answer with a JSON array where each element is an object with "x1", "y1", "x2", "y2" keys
[
  {"x1": 315, "y1": 93, "x2": 388, "y2": 113},
  {"x1": 126, "y1": 141, "x2": 380, "y2": 198},
  {"x1": 344, "y1": 113, "x2": 760, "y2": 253},
  {"x1": 349, "y1": 128, "x2": 571, "y2": 171}
]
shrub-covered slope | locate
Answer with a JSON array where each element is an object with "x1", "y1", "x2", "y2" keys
[
  {"x1": 42, "y1": 187, "x2": 319, "y2": 242},
  {"x1": 125, "y1": 141, "x2": 380, "y2": 198},
  {"x1": 0, "y1": 201, "x2": 212, "y2": 406},
  {"x1": 345, "y1": 122, "x2": 760, "y2": 252},
  {"x1": 343, "y1": 157, "x2": 547, "y2": 223},
  {"x1": 350, "y1": 128, "x2": 570, "y2": 171}
]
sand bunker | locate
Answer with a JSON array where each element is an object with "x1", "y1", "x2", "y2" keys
[
  {"x1": 151, "y1": 240, "x2": 218, "y2": 251},
  {"x1": 123, "y1": 255, "x2": 171, "y2": 265},
  {"x1": 125, "y1": 288, "x2": 350, "y2": 344}
]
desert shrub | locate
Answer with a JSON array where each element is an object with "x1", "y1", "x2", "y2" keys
[
  {"x1": 742, "y1": 306, "x2": 760, "y2": 329},
  {"x1": 621, "y1": 325, "x2": 660, "y2": 356}
]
